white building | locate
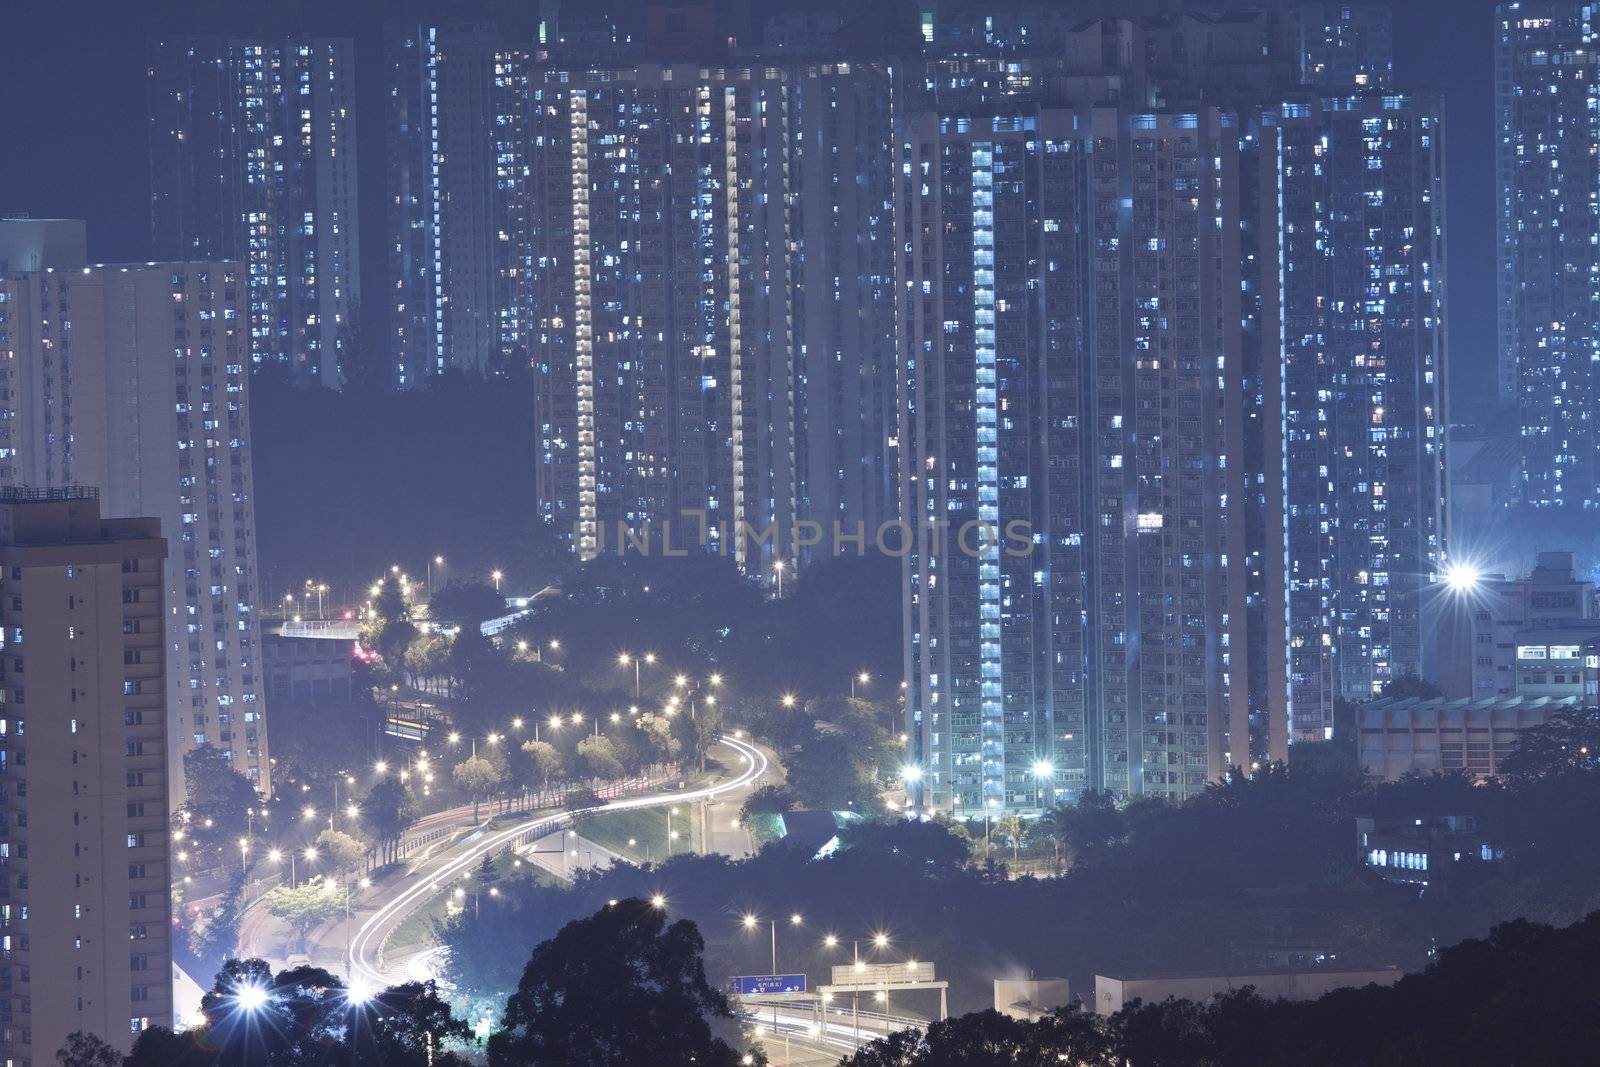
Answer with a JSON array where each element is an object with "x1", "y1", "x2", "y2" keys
[{"x1": 1429, "y1": 551, "x2": 1597, "y2": 700}]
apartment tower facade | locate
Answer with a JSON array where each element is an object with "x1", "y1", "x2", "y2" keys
[{"x1": 0, "y1": 489, "x2": 173, "y2": 1061}]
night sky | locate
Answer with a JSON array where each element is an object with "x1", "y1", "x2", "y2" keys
[{"x1": 0, "y1": 0, "x2": 1501, "y2": 416}]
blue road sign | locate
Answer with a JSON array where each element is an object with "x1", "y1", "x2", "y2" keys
[{"x1": 733, "y1": 974, "x2": 808, "y2": 996}]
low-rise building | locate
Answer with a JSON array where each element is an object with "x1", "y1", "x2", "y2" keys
[
  {"x1": 1508, "y1": 626, "x2": 1600, "y2": 702},
  {"x1": 1430, "y1": 552, "x2": 1597, "y2": 700},
  {"x1": 263, "y1": 628, "x2": 356, "y2": 704},
  {"x1": 1356, "y1": 814, "x2": 1503, "y2": 887},
  {"x1": 1093, "y1": 968, "x2": 1401, "y2": 1015},
  {"x1": 994, "y1": 978, "x2": 1070, "y2": 1022},
  {"x1": 1356, "y1": 695, "x2": 1575, "y2": 781}
]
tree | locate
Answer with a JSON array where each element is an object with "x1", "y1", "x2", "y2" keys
[
  {"x1": 787, "y1": 730, "x2": 875, "y2": 811},
  {"x1": 55, "y1": 1032, "x2": 122, "y2": 1067},
  {"x1": 1379, "y1": 673, "x2": 1444, "y2": 701},
  {"x1": 374, "y1": 576, "x2": 409, "y2": 623},
  {"x1": 404, "y1": 632, "x2": 452, "y2": 695},
  {"x1": 675, "y1": 702, "x2": 722, "y2": 774},
  {"x1": 186, "y1": 870, "x2": 244, "y2": 976},
  {"x1": 361, "y1": 775, "x2": 420, "y2": 865},
  {"x1": 429, "y1": 579, "x2": 506, "y2": 624},
  {"x1": 1500, "y1": 704, "x2": 1600, "y2": 780},
  {"x1": 842, "y1": 1008, "x2": 1118, "y2": 1067},
  {"x1": 576, "y1": 734, "x2": 625, "y2": 781},
  {"x1": 314, "y1": 827, "x2": 367, "y2": 878},
  {"x1": 995, "y1": 813, "x2": 1026, "y2": 865},
  {"x1": 740, "y1": 783, "x2": 797, "y2": 823},
  {"x1": 127, "y1": 960, "x2": 474, "y2": 1067},
  {"x1": 453, "y1": 754, "x2": 503, "y2": 823},
  {"x1": 181, "y1": 743, "x2": 260, "y2": 854},
  {"x1": 836, "y1": 818, "x2": 971, "y2": 873},
  {"x1": 375, "y1": 618, "x2": 421, "y2": 669},
  {"x1": 354, "y1": 981, "x2": 476, "y2": 1066},
  {"x1": 635, "y1": 713, "x2": 682, "y2": 765},
  {"x1": 521, "y1": 739, "x2": 565, "y2": 795},
  {"x1": 1046, "y1": 790, "x2": 1124, "y2": 865},
  {"x1": 487, "y1": 899, "x2": 756, "y2": 1067},
  {"x1": 261, "y1": 881, "x2": 346, "y2": 954}
]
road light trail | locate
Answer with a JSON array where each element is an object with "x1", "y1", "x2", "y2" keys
[{"x1": 349, "y1": 735, "x2": 770, "y2": 989}]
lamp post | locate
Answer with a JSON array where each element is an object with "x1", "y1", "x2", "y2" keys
[
  {"x1": 983, "y1": 798, "x2": 999, "y2": 860},
  {"x1": 773, "y1": 559, "x2": 785, "y2": 599},
  {"x1": 900, "y1": 764, "x2": 923, "y2": 813},
  {"x1": 491, "y1": 569, "x2": 504, "y2": 593},
  {"x1": 851, "y1": 671, "x2": 870, "y2": 700},
  {"x1": 1031, "y1": 759, "x2": 1055, "y2": 809},
  {"x1": 822, "y1": 931, "x2": 891, "y2": 1046},
  {"x1": 743, "y1": 913, "x2": 803, "y2": 1042},
  {"x1": 428, "y1": 555, "x2": 444, "y2": 598},
  {"x1": 619, "y1": 652, "x2": 657, "y2": 697}
]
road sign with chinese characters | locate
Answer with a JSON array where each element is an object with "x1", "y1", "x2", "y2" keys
[{"x1": 733, "y1": 974, "x2": 808, "y2": 995}]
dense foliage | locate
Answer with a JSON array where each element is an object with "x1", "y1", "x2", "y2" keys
[
  {"x1": 439, "y1": 721, "x2": 1600, "y2": 1017},
  {"x1": 122, "y1": 960, "x2": 473, "y2": 1067},
  {"x1": 73, "y1": 902, "x2": 762, "y2": 1067},
  {"x1": 844, "y1": 909, "x2": 1600, "y2": 1066},
  {"x1": 487, "y1": 898, "x2": 758, "y2": 1066}
]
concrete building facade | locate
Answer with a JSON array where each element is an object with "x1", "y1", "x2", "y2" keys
[
  {"x1": 1356, "y1": 694, "x2": 1574, "y2": 780},
  {"x1": 501, "y1": 59, "x2": 900, "y2": 573},
  {"x1": 0, "y1": 221, "x2": 270, "y2": 796},
  {"x1": 0, "y1": 489, "x2": 174, "y2": 1060},
  {"x1": 384, "y1": 22, "x2": 503, "y2": 384},
  {"x1": 148, "y1": 35, "x2": 361, "y2": 385},
  {"x1": 1279, "y1": 89, "x2": 1449, "y2": 735},
  {"x1": 1430, "y1": 550, "x2": 1597, "y2": 701},
  {"x1": 1494, "y1": 2, "x2": 1600, "y2": 497},
  {"x1": 897, "y1": 102, "x2": 1271, "y2": 814}
]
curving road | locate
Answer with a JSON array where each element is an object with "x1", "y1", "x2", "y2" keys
[{"x1": 349, "y1": 735, "x2": 771, "y2": 989}]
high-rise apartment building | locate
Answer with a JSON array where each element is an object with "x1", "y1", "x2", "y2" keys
[
  {"x1": 1494, "y1": 2, "x2": 1600, "y2": 501},
  {"x1": 1298, "y1": 1, "x2": 1394, "y2": 89},
  {"x1": 897, "y1": 5, "x2": 1454, "y2": 812},
  {"x1": 384, "y1": 22, "x2": 503, "y2": 385},
  {"x1": 897, "y1": 100, "x2": 1275, "y2": 815},
  {"x1": 505, "y1": 59, "x2": 900, "y2": 571},
  {"x1": 148, "y1": 35, "x2": 361, "y2": 385},
  {"x1": 1279, "y1": 89, "x2": 1448, "y2": 737},
  {"x1": 0, "y1": 220, "x2": 270, "y2": 796},
  {"x1": 0, "y1": 488, "x2": 173, "y2": 1061}
]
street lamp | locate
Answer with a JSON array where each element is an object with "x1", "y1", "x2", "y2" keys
[
  {"x1": 429, "y1": 555, "x2": 444, "y2": 597},
  {"x1": 234, "y1": 983, "x2": 270, "y2": 1013},
  {"x1": 1031, "y1": 759, "x2": 1055, "y2": 806},
  {"x1": 1443, "y1": 562, "x2": 1481, "y2": 593},
  {"x1": 491, "y1": 569, "x2": 504, "y2": 593},
  {"x1": 619, "y1": 652, "x2": 657, "y2": 697},
  {"x1": 303, "y1": 580, "x2": 327, "y2": 620},
  {"x1": 820, "y1": 931, "x2": 893, "y2": 1043},
  {"x1": 772, "y1": 559, "x2": 785, "y2": 598},
  {"x1": 781, "y1": 693, "x2": 797, "y2": 709},
  {"x1": 743, "y1": 912, "x2": 803, "y2": 1041},
  {"x1": 740, "y1": 912, "x2": 803, "y2": 976},
  {"x1": 852, "y1": 671, "x2": 870, "y2": 699}
]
